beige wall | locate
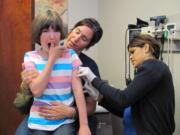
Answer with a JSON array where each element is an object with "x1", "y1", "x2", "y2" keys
[
  {"x1": 68, "y1": 0, "x2": 180, "y2": 134},
  {"x1": 68, "y1": 0, "x2": 99, "y2": 61},
  {"x1": 98, "y1": 0, "x2": 180, "y2": 135}
]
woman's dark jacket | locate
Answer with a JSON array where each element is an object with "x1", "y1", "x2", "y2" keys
[{"x1": 93, "y1": 59, "x2": 175, "y2": 135}]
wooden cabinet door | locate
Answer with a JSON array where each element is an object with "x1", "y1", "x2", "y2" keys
[{"x1": 0, "y1": 0, "x2": 33, "y2": 135}]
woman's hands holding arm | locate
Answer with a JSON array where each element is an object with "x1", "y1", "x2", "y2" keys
[
  {"x1": 21, "y1": 69, "x2": 39, "y2": 89},
  {"x1": 20, "y1": 68, "x2": 39, "y2": 95},
  {"x1": 38, "y1": 102, "x2": 76, "y2": 120}
]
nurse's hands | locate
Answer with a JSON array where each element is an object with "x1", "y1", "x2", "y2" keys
[
  {"x1": 78, "y1": 67, "x2": 99, "y2": 101},
  {"x1": 77, "y1": 67, "x2": 96, "y2": 82},
  {"x1": 84, "y1": 79, "x2": 99, "y2": 101}
]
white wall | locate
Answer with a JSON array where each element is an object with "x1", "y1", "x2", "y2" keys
[
  {"x1": 68, "y1": 0, "x2": 99, "y2": 61},
  {"x1": 68, "y1": 0, "x2": 180, "y2": 134},
  {"x1": 98, "y1": 0, "x2": 180, "y2": 135}
]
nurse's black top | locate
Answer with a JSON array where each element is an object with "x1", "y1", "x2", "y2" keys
[{"x1": 94, "y1": 59, "x2": 175, "y2": 135}]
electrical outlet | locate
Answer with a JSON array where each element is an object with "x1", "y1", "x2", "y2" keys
[{"x1": 166, "y1": 23, "x2": 180, "y2": 40}]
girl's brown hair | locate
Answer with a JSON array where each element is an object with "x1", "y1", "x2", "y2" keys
[{"x1": 32, "y1": 10, "x2": 65, "y2": 45}]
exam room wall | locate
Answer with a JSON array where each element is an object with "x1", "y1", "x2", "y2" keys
[
  {"x1": 68, "y1": 0, "x2": 99, "y2": 61},
  {"x1": 68, "y1": 0, "x2": 180, "y2": 134},
  {"x1": 97, "y1": 0, "x2": 180, "y2": 135}
]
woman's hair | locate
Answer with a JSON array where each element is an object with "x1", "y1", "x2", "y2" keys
[
  {"x1": 32, "y1": 10, "x2": 65, "y2": 45},
  {"x1": 128, "y1": 34, "x2": 160, "y2": 59},
  {"x1": 71, "y1": 18, "x2": 103, "y2": 50}
]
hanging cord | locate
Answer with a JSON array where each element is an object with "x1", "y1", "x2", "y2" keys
[
  {"x1": 125, "y1": 28, "x2": 131, "y2": 86},
  {"x1": 159, "y1": 28, "x2": 165, "y2": 61},
  {"x1": 167, "y1": 30, "x2": 170, "y2": 66},
  {"x1": 169, "y1": 29, "x2": 174, "y2": 72}
]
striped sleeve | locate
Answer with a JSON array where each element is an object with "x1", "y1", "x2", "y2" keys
[
  {"x1": 70, "y1": 49, "x2": 82, "y2": 70},
  {"x1": 23, "y1": 52, "x2": 36, "y2": 70}
]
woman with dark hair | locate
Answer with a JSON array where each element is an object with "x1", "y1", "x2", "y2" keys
[{"x1": 78, "y1": 34, "x2": 175, "y2": 135}]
